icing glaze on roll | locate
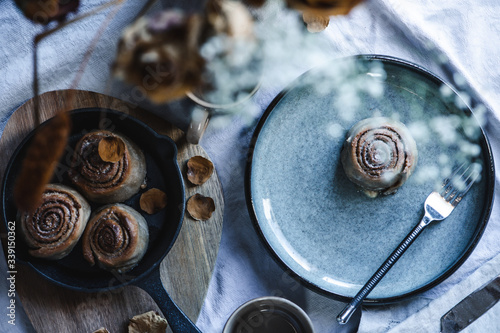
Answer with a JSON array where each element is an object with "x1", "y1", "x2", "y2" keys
[
  {"x1": 18, "y1": 184, "x2": 91, "y2": 260},
  {"x1": 68, "y1": 130, "x2": 146, "y2": 203},
  {"x1": 82, "y1": 203, "x2": 149, "y2": 273},
  {"x1": 341, "y1": 117, "x2": 418, "y2": 197}
]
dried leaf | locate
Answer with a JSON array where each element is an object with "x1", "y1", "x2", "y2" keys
[
  {"x1": 187, "y1": 193, "x2": 215, "y2": 221},
  {"x1": 14, "y1": 0, "x2": 80, "y2": 24},
  {"x1": 302, "y1": 13, "x2": 330, "y2": 32},
  {"x1": 186, "y1": 156, "x2": 214, "y2": 185},
  {"x1": 98, "y1": 136, "x2": 125, "y2": 162},
  {"x1": 140, "y1": 188, "x2": 168, "y2": 214},
  {"x1": 14, "y1": 111, "x2": 71, "y2": 212},
  {"x1": 128, "y1": 311, "x2": 168, "y2": 333}
]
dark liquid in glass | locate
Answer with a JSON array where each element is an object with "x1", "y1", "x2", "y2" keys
[{"x1": 232, "y1": 307, "x2": 305, "y2": 333}]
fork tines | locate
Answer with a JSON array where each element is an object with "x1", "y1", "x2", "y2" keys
[{"x1": 440, "y1": 163, "x2": 480, "y2": 206}]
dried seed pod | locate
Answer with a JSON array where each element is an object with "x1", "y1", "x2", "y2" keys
[
  {"x1": 187, "y1": 194, "x2": 215, "y2": 221},
  {"x1": 302, "y1": 13, "x2": 330, "y2": 33},
  {"x1": 14, "y1": 0, "x2": 80, "y2": 24},
  {"x1": 128, "y1": 311, "x2": 168, "y2": 333},
  {"x1": 140, "y1": 188, "x2": 168, "y2": 214},
  {"x1": 113, "y1": 10, "x2": 205, "y2": 103},
  {"x1": 14, "y1": 111, "x2": 71, "y2": 212},
  {"x1": 187, "y1": 156, "x2": 214, "y2": 185},
  {"x1": 98, "y1": 136, "x2": 125, "y2": 162}
]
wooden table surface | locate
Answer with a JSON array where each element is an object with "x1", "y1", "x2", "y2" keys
[{"x1": 0, "y1": 90, "x2": 224, "y2": 333}]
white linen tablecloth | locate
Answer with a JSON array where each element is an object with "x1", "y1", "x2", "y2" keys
[{"x1": 0, "y1": 0, "x2": 499, "y2": 332}]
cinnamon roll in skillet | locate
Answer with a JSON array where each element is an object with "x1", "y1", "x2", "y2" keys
[
  {"x1": 341, "y1": 117, "x2": 418, "y2": 197},
  {"x1": 82, "y1": 203, "x2": 149, "y2": 273},
  {"x1": 18, "y1": 184, "x2": 91, "y2": 260},
  {"x1": 68, "y1": 130, "x2": 146, "y2": 204}
]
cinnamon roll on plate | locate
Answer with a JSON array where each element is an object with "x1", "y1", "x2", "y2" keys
[
  {"x1": 18, "y1": 183, "x2": 91, "y2": 260},
  {"x1": 68, "y1": 130, "x2": 146, "y2": 203},
  {"x1": 82, "y1": 203, "x2": 149, "y2": 273},
  {"x1": 341, "y1": 117, "x2": 418, "y2": 197}
]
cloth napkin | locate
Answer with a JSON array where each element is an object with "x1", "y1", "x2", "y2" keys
[
  {"x1": 196, "y1": 1, "x2": 500, "y2": 332},
  {"x1": 384, "y1": 253, "x2": 500, "y2": 333},
  {"x1": 0, "y1": 1, "x2": 499, "y2": 333}
]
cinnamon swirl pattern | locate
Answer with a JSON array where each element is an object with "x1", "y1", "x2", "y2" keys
[
  {"x1": 18, "y1": 184, "x2": 91, "y2": 260},
  {"x1": 68, "y1": 130, "x2": 146, "y2": 204},
  {"x1": 341, "y1": 117, "x2": 418, "y2": 197},
  {"x1": 82, "y1": 204, "x2": 149, "y2": 273}
]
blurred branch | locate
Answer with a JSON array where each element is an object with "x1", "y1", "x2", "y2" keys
[{"x1": 32, "y1": 0, "x2": 123, "y2": 124}]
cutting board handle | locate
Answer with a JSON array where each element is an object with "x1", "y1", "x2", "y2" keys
[{"x1": 134, "y1": 267, "x2": 202, "y2": 333}]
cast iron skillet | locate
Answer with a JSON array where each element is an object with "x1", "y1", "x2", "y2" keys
[{"x1": 1, "y1": 108, "x2": 201, "y2": 333}]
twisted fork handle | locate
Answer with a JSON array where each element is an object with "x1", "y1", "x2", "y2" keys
[{"x1": 337, "y1": 217, "x2": 430, "y2": 324}]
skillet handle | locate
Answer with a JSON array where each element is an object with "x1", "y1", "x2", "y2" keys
[{"x1": 134, "y1": 267, "x2": 202, "y2": 333}]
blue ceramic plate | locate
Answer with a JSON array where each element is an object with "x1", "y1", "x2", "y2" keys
[{"x1": 246, "y1": 55, "x2": 494, "y2": 303}]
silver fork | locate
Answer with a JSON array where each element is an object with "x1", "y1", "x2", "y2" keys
[{"x1": 337, "y1": 163, "x2": 480, "y2": 325}]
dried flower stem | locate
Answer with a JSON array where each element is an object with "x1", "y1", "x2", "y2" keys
[
  {"x1": 70, "y1": 0, "x2": 124, "y2": 90},
  {"x1": 33, "y1": 0, "x2": 123, "y2": 43},
  {"x1": 18, "y1": 0, "x2": 125, "y2": 211},
  {"x1": 32, "y1": 0, "x2": 124, "y2": 125}
]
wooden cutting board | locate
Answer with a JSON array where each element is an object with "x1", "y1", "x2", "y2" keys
[{"x1": 0, "y1": 90, "x2": 224, "y2": 333}]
